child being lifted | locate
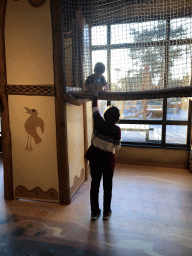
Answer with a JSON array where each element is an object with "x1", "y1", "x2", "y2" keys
[
  {"x1": 63, "y1": 62, "x2": 107, "y2": 105},
  {"x1": 85, "y1": 62, "x2": 108, "y2": 93}
]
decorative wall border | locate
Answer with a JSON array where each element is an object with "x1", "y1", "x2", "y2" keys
[
  {"x1": 6, "y1": 85, "x2": 55, "y2": 96},
  {"x1": 70, "y1": 168, "x2": 85, "y2": 197},
  {"x1": 15, "y1": 185, "x2": 59, "y2": 201},
  {"x1": 28, "y1": 0, "x2": 47, "y2": 8}
]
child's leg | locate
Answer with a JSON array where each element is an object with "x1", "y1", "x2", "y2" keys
[
  {"x1": 90, "y1": 161, "x2": 102, "y2": 213},
  {"x1": 103, "y1": 168, "x2": 114, "y2": 213}
]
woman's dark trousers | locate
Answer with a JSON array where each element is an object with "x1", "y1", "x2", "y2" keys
[{"x1": 90, "y1": 160, "x2": 114, "y2": 214}]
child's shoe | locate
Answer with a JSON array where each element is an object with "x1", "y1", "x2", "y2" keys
[
  {"x1": 103, "y1": 210, "x2": 112, "y2": 220},
  {"x1": 91, "y1": 209, "x2": 101, "y2": 220}
]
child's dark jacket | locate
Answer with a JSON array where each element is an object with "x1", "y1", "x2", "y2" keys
[{"x1": 85, "y1": 74, "x2": 107, "y2": 87}]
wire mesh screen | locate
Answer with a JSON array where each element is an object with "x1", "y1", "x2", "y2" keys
[{"x1": 62, "y1": 0, "x2": 192, "y2": 100}]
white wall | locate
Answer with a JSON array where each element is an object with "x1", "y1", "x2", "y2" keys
[
  {"x1": 66, "y1": 103, "x2": 85, "y2": 188},
  {"x1": 86, "y1": 101, "x2": 93, "y2": 147}
]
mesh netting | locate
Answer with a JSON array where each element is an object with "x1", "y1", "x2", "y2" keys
[{"x1": 62, "y1": 0, "x2": 192, "y2": 100}]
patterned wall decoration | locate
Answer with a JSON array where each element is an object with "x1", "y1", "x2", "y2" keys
[
  {"x1": 6, "y1": 85, "x2": 55, "y2": 96},
  {"x1": 15, "y1": 185, "x2": 59, "y2": 200},
  {"x1": 70, "y1": 169, "x2": 85, "y2": 196},
  {"x1": 24, "y1": 107, "x2": 44, "y2": 151}
]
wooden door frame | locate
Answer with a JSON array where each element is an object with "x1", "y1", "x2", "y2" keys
[
  {"x1": 50, "y1": 0, "x2": 71, "y2": 205},
  {"x1": 0, "y1": 0, "x2": 14, "y2": 201}
]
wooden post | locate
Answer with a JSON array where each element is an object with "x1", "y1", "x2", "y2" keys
[
  {"x1": 50, "y1": 0, "x2": 71, "y2": 205},
  {"x1": 0, "y1": 0, "x2": 14, "y2": 201},
  {"x1": 83, "y1": 103, "x2": 89, "y2": 180}
]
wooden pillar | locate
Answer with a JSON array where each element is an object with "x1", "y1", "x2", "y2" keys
[
  {"x1": 0, "y1": 0, "x2": 14, "y2": 201},
  {"x1": 50, "y1": 0, "x2": 70, "y2": 205},
  {"x1": 83, "y1": 103, "x2": 89, "y2": 180}
]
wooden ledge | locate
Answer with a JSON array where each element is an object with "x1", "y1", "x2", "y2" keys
[
  {"x1": 68, "y1": 86, "x2": 192, "y2": 101},
  {"x1": 63, "y1": 92, "x2": 90, "y2": 106}
]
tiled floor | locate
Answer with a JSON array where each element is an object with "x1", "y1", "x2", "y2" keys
[{"x1": 0, "y1": 158, "x2": 192, "y2": 255}]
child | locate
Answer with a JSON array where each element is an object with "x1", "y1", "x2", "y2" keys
[
  {"x1": 85, "y1": 62, "x2": 108, "y2": 92},
  {"x1": 85, "y1": 84, "x2": 121, "y2": 221}
]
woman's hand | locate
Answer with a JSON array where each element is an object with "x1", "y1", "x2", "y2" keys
[
  {"x1": 91, "y1": 83, "x2": 104, "y2": 96},
  {"x1": 63, "y1": 93, "x2": 90, "y2": 106}
]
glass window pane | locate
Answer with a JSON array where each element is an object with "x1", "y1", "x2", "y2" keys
[
  {"x1": 111, "y1": 49, "x2": 132, "y2": 91},
  {"x1": 168, "y1": 45, "x2": 191, "y2": 88},
  {"x1": 167, "y1": 97, "x2": 189, "y2": 121},
  {"x1": 166, "y1": 125, "x2": 187, "y2": 145},
  {"x1": 91, "y1": 25, "x2": 107, "y2": 46},
  {"x1": 170, "y1": 17, "x2": 192, "y2": 40},
  {"x1": 111, "y1": 24, "x2": 134, "y2": 44},
  {"x1": 98, "y1": 100, "x2": 107, "y2": 117},
  {"x1": 92, "y1": 50, "x2": 107, "y2": 79},
  {"x1": 111, "y1": 46, "x2": 165, "y2": 92},
  {"x1": 83, "y1": 24, "x2": 91, "y2": 81},
  {"x1": 111, "y1": 99, "x2": 163, "y2": 120},
  {"x1": 111, "y1": 20, "x2": 166, "y2": 44},
  {"x1": 117, "y1": 124, "x2": 162, "y2": 143}
]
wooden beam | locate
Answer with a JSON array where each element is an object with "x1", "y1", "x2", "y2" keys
[
  {"x1": 50, "y1": 0, "x2": 71, "y2": 205},
  {"x1": 63, "y1": 92, "x2": 89, "y2": 106},
  {"x1": 0, "y1": 0, "x2": 14, "y2": 200},
  {"x1": 69, "y1": 86, "x2": 192, "y2": 101}
]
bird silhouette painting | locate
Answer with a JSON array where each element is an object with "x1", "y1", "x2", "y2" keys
[{"x1": 24, "y1": 107, "x2": 44, "y2": 151}]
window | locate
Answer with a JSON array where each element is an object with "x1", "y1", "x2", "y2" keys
[
  {"x1": 114, "y1": 97, "x2": 189, "y2": 146},
  {"x1": 91, "y1": 18, "x2": 192, "y2": 148}
]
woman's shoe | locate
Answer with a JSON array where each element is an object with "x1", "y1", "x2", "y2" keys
[
  {"x1": 103, "y1": 210, "x2": 112, "y2": 220},
  {"x1": 91, "y1": 209, "x2": 101, "y2": 220}
]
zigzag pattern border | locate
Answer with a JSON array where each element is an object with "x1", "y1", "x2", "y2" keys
[
  {"x1": 70, "y1": 168, "x2": 85, "y2": 197},
  {"x1": 6, "y1": 85, "x2": 55, "y2": 96},
  {"x1": 15, "y1": 185, "x2": 59, "y2": 201}
]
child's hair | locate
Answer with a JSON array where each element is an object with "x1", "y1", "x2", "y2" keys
[
  {"x1": 94, "y1": 62, "x2": 105, "y2": 74},
  {"x1": 104, "y1": 106, "x2": 120, "y2": 125}
]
